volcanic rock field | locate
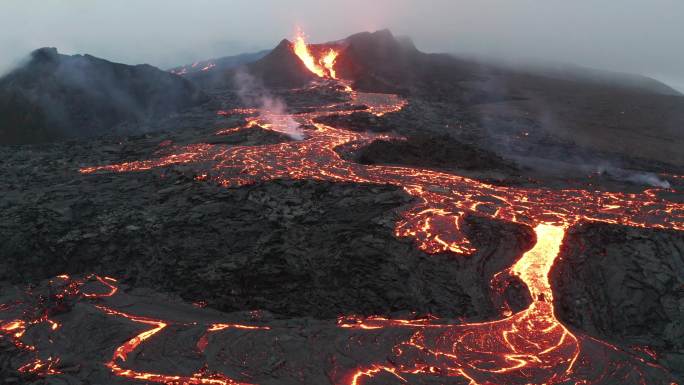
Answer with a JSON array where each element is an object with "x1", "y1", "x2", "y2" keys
[{"x1": 1, "y1": 30, "x2": 683, "y2": 385}]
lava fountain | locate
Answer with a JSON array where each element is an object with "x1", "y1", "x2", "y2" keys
[{"x1": 292, "y1": 28, "x2": 338, "y2": 79}]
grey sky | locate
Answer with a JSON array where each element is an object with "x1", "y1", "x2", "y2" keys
[{"x1": 2, "y1": 0, "x2": 683, "y2": 90}]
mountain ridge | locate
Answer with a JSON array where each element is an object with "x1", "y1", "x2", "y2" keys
[{"x1": 0, "y1": 47, "x2": 207, "y2": 145}]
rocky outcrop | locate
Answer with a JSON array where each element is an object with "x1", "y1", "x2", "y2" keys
[
  {"x1": 354, "y1": 134, "x2": 515, "y2": 172},
  {"x1": 0, "y1": 166, "x2": 532, "y2": 320},
  {"x1": 551, "y1": 223, "x2": 684, "y2": 375}
]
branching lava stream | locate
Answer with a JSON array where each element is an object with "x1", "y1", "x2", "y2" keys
[{"x1": 3, "y1": 53, "x2": 684, "y2": 384}]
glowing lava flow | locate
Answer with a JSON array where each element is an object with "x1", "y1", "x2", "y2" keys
[
  {"x1": 97, "y1": 306, "x2": 255, "y2": 385},
  {"x1": 1, "y1": 274, "x2": 273, "y2": 385},
  {"x1": 345, "y1": 224, "x2": 581, "y2": 385},
  {"x1": 82, "y1": 277, "x2": 269, "y2": 385},
  {"x1": 321, "y1": 49, "x2": 339, "y2": 79},
  {"x1": 10, "y1": 74, "x2": 680, "y2": 384},
  {"x1": 76, "y1": 78, "x2": 684, "y2": 384},
  {"x1": 511, "y1": 224, "x2": 565, "y2": 303}
]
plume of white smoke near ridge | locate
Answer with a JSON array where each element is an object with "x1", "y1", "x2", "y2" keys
[
  {"x1": 626, "y1": 173, "x2": 671, "y2": 188},
  {"x1": 596, "y1": 164, "x2": 671, "y2": 189},
  {"x1": 233, "y1": 68, "x2": 304, "y2": 140},
  {"x1": 467, "y1": 59, "x2": 676, "y2": 189}
]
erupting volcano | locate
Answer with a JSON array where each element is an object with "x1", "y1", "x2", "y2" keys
[{"x1": 1, "y1": 28, "x2": 684, "y2": 385}]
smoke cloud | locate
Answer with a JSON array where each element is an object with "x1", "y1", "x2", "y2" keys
[
  {"x1": 233, "y1": 69, "x2": 304, "y2": 140},
  {"x1": 596, "y1": 165, "x2": 672, "y2": 189}
]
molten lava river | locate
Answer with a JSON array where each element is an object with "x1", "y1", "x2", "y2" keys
[{"x1": 2, "y1": 75, "x2": 684, "y2": 384}]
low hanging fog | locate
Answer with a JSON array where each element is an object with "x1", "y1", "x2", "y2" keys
[{"x1": 1, "y1": 0, "x2": 683, "y2": 91}]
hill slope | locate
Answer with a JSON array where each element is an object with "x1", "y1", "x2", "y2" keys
[
  {"x1": 187, "y1": 39, "x2": 316, "y2": 89},
  {"x1": 0, "y1": 48, "x2": 207, "y2": 144},
  {"x1": 334, "y1": 30, "x2": 684, "y2": 166},
  {"x1": 169, "y1": 50, "x2": 269, "y2": 76}
]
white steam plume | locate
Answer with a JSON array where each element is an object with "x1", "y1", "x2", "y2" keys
[{"x1": 233, "y1": 69, "x2": 304, "y2": 140}]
